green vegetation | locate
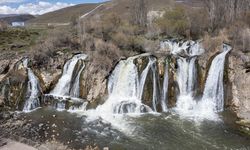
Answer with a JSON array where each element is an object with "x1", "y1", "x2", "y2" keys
[{"x1": 0, "y1": 28, "x2": 44, "y2": 52}]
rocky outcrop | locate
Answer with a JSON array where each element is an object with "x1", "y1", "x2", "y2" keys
[
  {"x1": 0, "y1": 59, "x2": 28, "y2": 111},
  {"x1": 228, "y1": 51, "x2": 250, "y2": 120}
]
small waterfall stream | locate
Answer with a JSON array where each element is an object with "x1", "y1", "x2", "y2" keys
[
  {"x1": 202, "y1": 44, "x2": 232, "y2": 112},
  {"x1": 70, "y1": 62, "x2": 86, "y2": 98},
  {"x1": 50, "y1": 54, "x2": 87, "y2": 98},
  {"x1": 21, "y1": 58, "x2": 42, "y2": 112},
  {"x1": 161, "y1": 62, "x2": 168, "y2": 112}
]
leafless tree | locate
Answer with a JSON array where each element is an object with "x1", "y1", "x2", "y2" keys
[
  {"x1": 131, "y1": 0, "x2": 148, "y2": 28},
  {"x1": 203, "y1": 0, "x2": 250, "y2": 31}
]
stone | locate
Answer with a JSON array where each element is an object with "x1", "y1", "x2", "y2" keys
[{"x1": 229, "y1": 53, "x2": 250, "y2": 121}]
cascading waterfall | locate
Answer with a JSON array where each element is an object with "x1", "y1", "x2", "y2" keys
[
  {"x1": 50, "y1": 54, "x2": 87, "y2": 98},
  {"x1": 165, "y1": 41, "x2": 204, "y2": 113},
  {"x1": 201, "y1": 44, "x2": 232, "y2": 112},
  {"x1": 21, "y1": 58, "x2": 42, "y2": 112},
  {"x1": 163, "y1": 41, "x2": 231, "y2": 120},
  {"x1": 172, "y1": 41, "x2": 203, "y2": 96},
  {"x1": 96, "y1": 55, "x2": 159, "y2": 114}
]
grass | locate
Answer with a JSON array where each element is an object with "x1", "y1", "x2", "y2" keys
[{"x1": 0, "y1": 27, "x2": 46, "y2": 52}]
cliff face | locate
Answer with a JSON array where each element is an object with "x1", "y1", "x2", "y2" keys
[
  {"x1": 0, "y1": 58, "x2": 28, "y2": 111},
  {"x1": 229, "y1": 52, "x2": 250, "y2": 120}
]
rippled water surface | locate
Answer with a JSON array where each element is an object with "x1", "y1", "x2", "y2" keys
[{"x1": 1, "y1": 107, "x2": 250, "y2": 150}]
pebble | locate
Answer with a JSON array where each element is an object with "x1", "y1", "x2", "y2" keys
[
  {"x1": 52, "y1": 123, "x2": 57, "y2": 128},
  {"x1": 39, "y1": 123, "x2": 44, "y2": 128}
]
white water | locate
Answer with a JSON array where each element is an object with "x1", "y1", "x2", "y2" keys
[
  {"x1": 138, "y1": 58, "x2": 153, "y2": 100},
  {"x1": 165, "y1": 42, "x2": 231, "y2": 120},
  {"x1": 102, "y1": 56, "x2": 153, "y2": 114},
  {"x1": 84, "y1": 55, "x2": 156, "y2": 134},
  {"x1": 165, "y1": 40, "x2": 204, "y2": 96},
  {"x1": 176, "y1": 57, "x2": 197, "y2": 96},
  {"x1": 202, "y1": 44, "x2": 232, "y2": 112},
  {"x1": 65, "y1": 40, "x2": 230, "y2": 123},
  {"x1": 22, "y1": 59, "x2": 42, "y2": 112},
  {"x1": 50, "y1": 54, "x2": 87, "y2": 98},
  {"x1": 164, "y1": 40, "x2": 230, "y2": 120},
  {"x1": 70, "y1": 63, "x2": 85, "y2": 97},
  {"x1": 150, "y1": 57, "x2": 160, "y2": 111},
  {"x1": 161, "y1": 62, "x2": 168, "y2": 112}
]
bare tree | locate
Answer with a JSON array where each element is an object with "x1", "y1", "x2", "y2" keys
[
  {"x1": 131, "y1": 0, "x2": 148, "y2": 28},
  {"x1": 203, "y1": 0, "x2": 250, "y2": 31}
]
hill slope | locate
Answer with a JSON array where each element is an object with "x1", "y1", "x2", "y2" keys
[
  {"x1": 28, "y1": 3, "x2": 102, "y2": 24},
  {"x1": 28, "y1": 0, "x2": 203, "y2": 24},
  {"x1": 0, "y1": 14, "x2": 35, "y2": 24}
]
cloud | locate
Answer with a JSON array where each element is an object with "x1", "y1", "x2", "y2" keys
[
  {"x1": 0, "y1": 1, "x2": 74, "y2": 15},
  {"x1": 0, "y1": 0, "x2": 24, "y2": 4}
]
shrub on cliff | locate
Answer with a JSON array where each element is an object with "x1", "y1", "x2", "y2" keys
[
  {"x1": 89, "y1": 39, "x2": 121, "y2": 74},
  {"x1": 32, "y1": 28, "x2": 80, "y2": 67}
]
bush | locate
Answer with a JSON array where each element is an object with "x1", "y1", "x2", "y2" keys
[
  {"x1": 156, "y1": 6, "x2": 190, "y2": 38},
  {"x1": 31, "y1": 28, "x2": 79, "y2": 67},
  {"x1": 228, "y1": 21, "x2": 250, "y2": 53},
  {"x1": 89, "y1": 39, "x2": 122, "y2": 74},
  {"x1": 188, "y1": 8, "x2": 209, "y2": 39}
]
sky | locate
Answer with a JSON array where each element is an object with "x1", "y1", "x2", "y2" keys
[{"x1": 0, "y1": 0, "x2": 106, "y2": 15}]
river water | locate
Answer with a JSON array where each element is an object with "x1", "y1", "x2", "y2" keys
[{"x1": 1, "y1": 107, "x2": 250, "y2": 150}]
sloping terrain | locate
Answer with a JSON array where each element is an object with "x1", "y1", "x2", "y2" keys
[
  {"x1": 28, "y1": 3, "x2": 102, "y2": 24},
  {"x1": 0, "y1": 14, "x2": 35, "y2": 24},
  {"x1": 28, "y1": 0, "x2": 203, "y2": 24}
]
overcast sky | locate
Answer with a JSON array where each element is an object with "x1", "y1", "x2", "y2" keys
[{"x1": 0, "y1": 0, "x2": 106, "y2": 15}]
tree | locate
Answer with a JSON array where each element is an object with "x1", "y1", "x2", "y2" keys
[
  {"x1": 203, "y1": 0, "x2": 250, "y2": 31},
  {"x1": 131, "y1": 0, "x2": 148, "y2": 28},
  {"x1": 156, "y1": 6, "x2": 190, "y2": 37}
]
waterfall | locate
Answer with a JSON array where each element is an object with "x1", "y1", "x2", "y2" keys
[
  {"x1": 201, "y1": 44, "x2": 232, "y2": 112},
  {"x1": 70, "y1": 63, "x2": 85, "y2": 97},
  {"x1": 164, "y1": 41, "x2": 204, "y2": 112},
  {"x1": 150, "y1": 57, "x2": 160, "y2": 111},
  {"x1": 97, "y1": 55, "x2": 158, "y2": 114},
  {"x1": 50, "y1": 54, "x2": 87, "y2": 98},
  {"x1": 21, "y1": 59, "x2": 42, "y2": 112},
  {"x1": 108, "y1": 58, "x2": 139, "y2": 99},
  {"x1": 161, "y1": 61, "x2": 168, "y2": 112},
  {"x1": 163, "y1": 40, "x2": 231, "y2": 120},
  {"x1": 138, "y1": 59, "x2": 153, "y2": 100}
]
